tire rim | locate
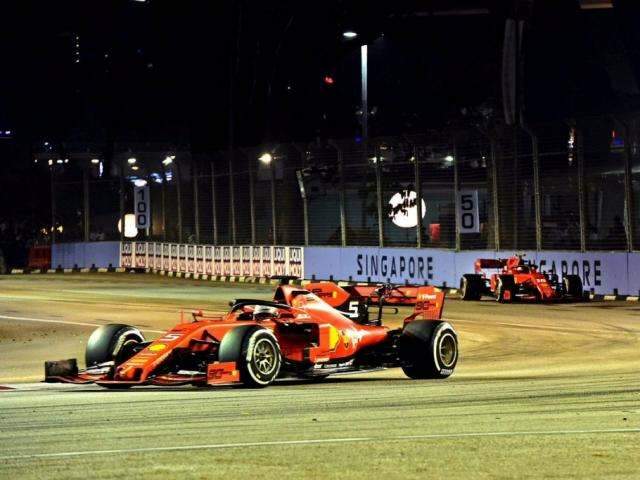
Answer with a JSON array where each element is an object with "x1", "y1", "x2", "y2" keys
[
  {"x1": 253, "y1": 338, "x2": 277, "y2": 375},
  {"x1": 438, "y1": 333, "x2": 457, "y2": 368}
]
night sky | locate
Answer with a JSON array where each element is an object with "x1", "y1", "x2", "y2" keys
[{"x1": 1, "y1": 0, "x2": 640, "y2": 221}]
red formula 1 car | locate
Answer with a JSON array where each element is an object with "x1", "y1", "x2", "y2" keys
[
  {"x1": 45, "y1": 283, "x2": 458, "y2": 388},
  {"x1": 459, "y1": 255, "x2": 584, "y2": 302}
]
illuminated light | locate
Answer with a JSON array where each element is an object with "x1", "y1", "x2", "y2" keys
[
  {"x1": 259, "y1": 152, "x2": 273, "y2": 164},
  {"x1": 56, "y1": 159, "x2": 63, "y2": 164},
  {"x1": 131, "y1": 165, "x2": 139, "y2": 171},
  {"x1": 44, "y1": 142, "x2": 49, "y2": 146},
  {"x1": 117, "y1": 214, "x2": 139, "y2": 238},
  {"x1": 165, "y1": 171, "x2": 173, "y2": 182},
  {"x1": 64, "y1": 158, "x2": 69, "y2": 164},
  {"x1": 91, "y1": 158, "x2": 100, "y2": 164},
  {"x1": 34, "y1": 159, "x2": 38, "y2": 164},
  {"x1": 150, "y1": 173, "x2": 163, "y2": 184},
  {"x1": 5, "y1": 130, "x2": 10, "y2": 135},
  {"x1": 133, "y1": 178, "x2": 147, "y2": 187},
  {"x1": 409, "y1": 156, "x2": 416, "y2": 162},
  {"x1": 162, "y1": 155, "x2": 174, "y2": 165},
  {"x1": 342, "y1": 31, "x2": 358, "y2": 39},
  {"x1": 48, "y1": 159, "x2": 53, "y2": 166},
  {"x1": 445, "y1": 155, "x2": 454, "y2": 163},
  {"x1": 388, "y1": 190, "x2": 427, "y2": 229},
  {"x1": 127, "y1": 157, "x2": 137, "y2": 165},
  {"x1": 57, "y1": 225, "x2": 64, "y2": 233},
  {"x1": 323, "y1": 75, "x2": 335, "y2": 85},
  {"x1": 99, "y1": 161, "x2": 104, "y2": 177}
]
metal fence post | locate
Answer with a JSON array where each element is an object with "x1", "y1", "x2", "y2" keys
[
  {"x1": 175, "y1": 163, "x2": 183, "y2": 243},
  {"x1": 329, "y1": 140, "x2": 347, "y2": 247},
  {"x1": 575, "y1": 126, "x2": 587, "y2": 252},
  {"x1": 210, "y1": 162, "x2": 218, "y2": 245},
  {"x1": 512, "y1": 127, "x2": 519, "y2": 250},
  {"x1": 413, "y1": 145, "x2": 423, "y2": 248},
  {"x1": 119, "y1": 159, "x2": 125, "y2": 243},
  {"x1": 160, "y1": 167, "x2": 167, "y2": 241},
  {"x1": 50, "y1": 168, "x2": 57, "y2": 244},
  {"x1": 523, "y1": 125, "x2": 542, "y2": 250},
  {"x1": 375, "y1": 145, "x2": 384, "y2": 247},
  {"x1": 228, "y1": 152, "x2": 237, "y2": 244},
  {"x1": 248, "y1": 153, "x2": 256, "y2": 244},
  {"x1": 270, "y1": 157, "x2": 277, "y2": 245},
  {"x1": 193, "y1": 161, "x2": 200, "y2": 244},
  {"x1": 83, "y1": 167, "x2": 90, "y2": 242},
  {"x1": 453, "y1": 138, "x2": 460, "y2": 251},
  {"x1": 618, "y1": 118, "x2": 636, "y2": 251},
  {"x1": 292, "y1": 144, "x2": 309, "y2": 246},
  {"x1": 490, "y1": 139, "x2": 501, "y2": 251}
]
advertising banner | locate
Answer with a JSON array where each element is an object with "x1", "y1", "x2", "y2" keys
[
  {"x1": 304, "y1": 247, "x2": 640, "y2": 295},
  {"x1": 222, "y1": 246, "x2": 232, "y2": 275},
  {"x1": 262, "y1": 246, "x2": 272, "y2": 277},
  {"x1": 213, "y1": 247, "x2": 222, "y2": 275},
  {"x1": 204, "y1": 246, "x2": 213, "y2": 275},
  {"x1": 170, "y1": 244, "x2": 178, "y2": 272},
  {"x1": 134, "y1": 242, "x2": 148, "y2": 269},
  {"x1": 288, "y1": 247, "x2": 304, "y2": 278},
  {"x1": 187, "y1": 245, "x2": 195, "y2": 273},
  {"x1": 178, "y1": 244, "x2": 187, "y2": 272},
  {"x1": 242, "y1": 246, "x2": 252, "y2": 276},
  {"x1": 274, "y1": 246, "x2": 287, "y2": 276},
  {"x1": 232, "y1": 246, "x2": 242, "y2": 276},
  {"x1": 120, "y1": 242, "x2": 133, "y2": 268}
]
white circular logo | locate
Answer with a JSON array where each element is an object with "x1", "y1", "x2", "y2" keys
[{"x1": 388, "y1": 190, "x2": 426, "y2": 228}]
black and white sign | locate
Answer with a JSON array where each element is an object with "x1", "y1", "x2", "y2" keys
[
  {"x1": 388, "y1": 190, "x2": 426, "y2": 229},
  {"x1": 134, "y1": 185, "x2": 151, "y2": 230},
  {"x1": 457, "y1": 190, "x2": 480, "y2": 234}
]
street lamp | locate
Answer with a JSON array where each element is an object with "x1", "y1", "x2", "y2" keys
[
  {"x1": 259, "y1": 152, "x2": 273, "y2": 164},
  {"x1": 342, "y1": 30, "x2": 358, "y2": 39}
]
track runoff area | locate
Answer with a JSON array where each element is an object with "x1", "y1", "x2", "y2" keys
[{"x1": 0, "y1": 274, "x2": 638, "y2": 479}]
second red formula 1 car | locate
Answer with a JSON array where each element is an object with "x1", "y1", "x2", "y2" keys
[
  {"x1": 45, "y1": 283, "x2": 458, "y2": 388},
  {"x1": 460, "y1": 255, "x2": 584, "y2": 302}
]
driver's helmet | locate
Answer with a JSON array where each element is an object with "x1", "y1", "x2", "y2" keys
[{"x1": 253, "y1": 305, "x2": 278, "y2": 321}]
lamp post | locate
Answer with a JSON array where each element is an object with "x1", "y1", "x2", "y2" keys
[{"x1": 259, "y1": 152, "x2": 277, "y2": 245}]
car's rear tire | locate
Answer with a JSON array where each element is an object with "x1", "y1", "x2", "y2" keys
[
  {"x1": 85, "y1": 324, "x2": 145, "y2": 368},
  {"x1": 239, "y1": 328, "x2": 282, "y2": 388},
  {"x1": 460, "y1": 274, "x2": 483, "y2": 301},
  {"x1": 496, "y1": 275, "x2": 516, "y2": 303},
  {"x1": 399, "y1": 320, "x2": 458, "y2": 379},
  {"x1": 563, "y1": 274, "x2": 583, "y2": 299}
]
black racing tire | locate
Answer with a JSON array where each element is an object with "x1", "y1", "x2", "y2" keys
[
  {"x1": 460, "y1": 274, "x2": 483, "y2": 301},
  {"x1": 496, "y1": 275, "x2": 515, "y2": 303},
  {"x1": 85, "y1": 324, "x2": 145, "y2": 368},
  {"x1": 399, "y1": 320, "x2": 458, "y2": 379},
  {"x1": 563, "y1": 274, "x2": 583, "y2": 299},
  {"x1": 239, "y1": 328, "x2": 282, "y2": 388}
]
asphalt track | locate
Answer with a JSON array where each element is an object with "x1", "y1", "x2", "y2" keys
[{"x1": 0, "y1": 274, "x2": 639, "y2": 479}]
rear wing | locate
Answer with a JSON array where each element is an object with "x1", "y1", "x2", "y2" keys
[
  {"x1": 403, "y1": 286, "x2": 445, "y2": 325},
  {"x1": 474, "y1": 258, "x2": 505, "y2": 273}
]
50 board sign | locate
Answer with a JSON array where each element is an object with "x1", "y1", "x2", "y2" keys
[{"x1": 457, "y1": 190, "x2": 480, "y2": 234}]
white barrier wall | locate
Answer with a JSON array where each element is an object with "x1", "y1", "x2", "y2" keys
[
  {"x1": 120, "y1": 242, "x2": 304, "y2": 278},
  {"x1": 303, "y1": 247, "x2": 640, "y2": 296}
]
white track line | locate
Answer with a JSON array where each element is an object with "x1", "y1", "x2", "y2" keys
[
  {"x1": 1, "y1": 428, "x2": 638, "y2": 460},
  {"x1": 0, "y1": 314, "x2": 164, "y2": 334}
]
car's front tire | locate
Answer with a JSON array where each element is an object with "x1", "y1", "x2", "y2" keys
[
  {"x1": 85, "y1": 324, "x2": 145, "y2": 368},
  {"x1": 239, "y1": 328, "x2": 282, "y2": 388}
]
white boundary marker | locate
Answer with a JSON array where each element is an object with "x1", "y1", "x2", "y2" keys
[
  {"x1": 0, "y1": 428, "x2": 638, "y2": 460},
  {"x1": 0, "y1": 314, "x2": 164, "y2": 334}
]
